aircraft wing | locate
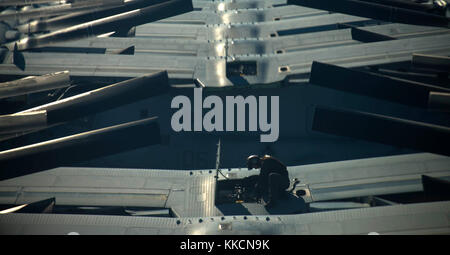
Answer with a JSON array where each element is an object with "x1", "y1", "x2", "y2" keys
[
  {"x1": 0, "y1": 200, "x2": 448, "y2": 234},
  {"x1": 0, "y1": 153, "x2": 449, "y2": 235}
]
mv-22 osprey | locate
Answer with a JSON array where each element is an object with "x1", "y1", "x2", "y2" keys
[{"x1": 0, "y1": 0, "x2": 449, "y2": 234}]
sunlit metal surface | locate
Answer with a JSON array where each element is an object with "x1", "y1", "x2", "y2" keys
[
  {"x1": 0, "y1": 0, "x2": 449, "y2": 235},
  {"x1": 1, "y1": 0, "x2": 449, "y2": 87}
]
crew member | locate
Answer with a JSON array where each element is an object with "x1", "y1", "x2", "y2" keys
[{"x1": 247, "y1": 155, "x2": 290, "y2": 207}]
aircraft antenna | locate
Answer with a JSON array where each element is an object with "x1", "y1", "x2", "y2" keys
[
  {"x1": 215, "y1": 138, "x2": 228, "y2": 180},
  {"x1": 215, "y1": 139, "x2": 221, "y2": 179}
]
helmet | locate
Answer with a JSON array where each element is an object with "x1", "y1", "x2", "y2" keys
[{"x1": 247, "y1": 155, "x2": 261, "y2": 169}]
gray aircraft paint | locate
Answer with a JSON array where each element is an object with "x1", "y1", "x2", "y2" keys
[{"x1": 0, "y1": 0, "x2": 449, "y2": 235}]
